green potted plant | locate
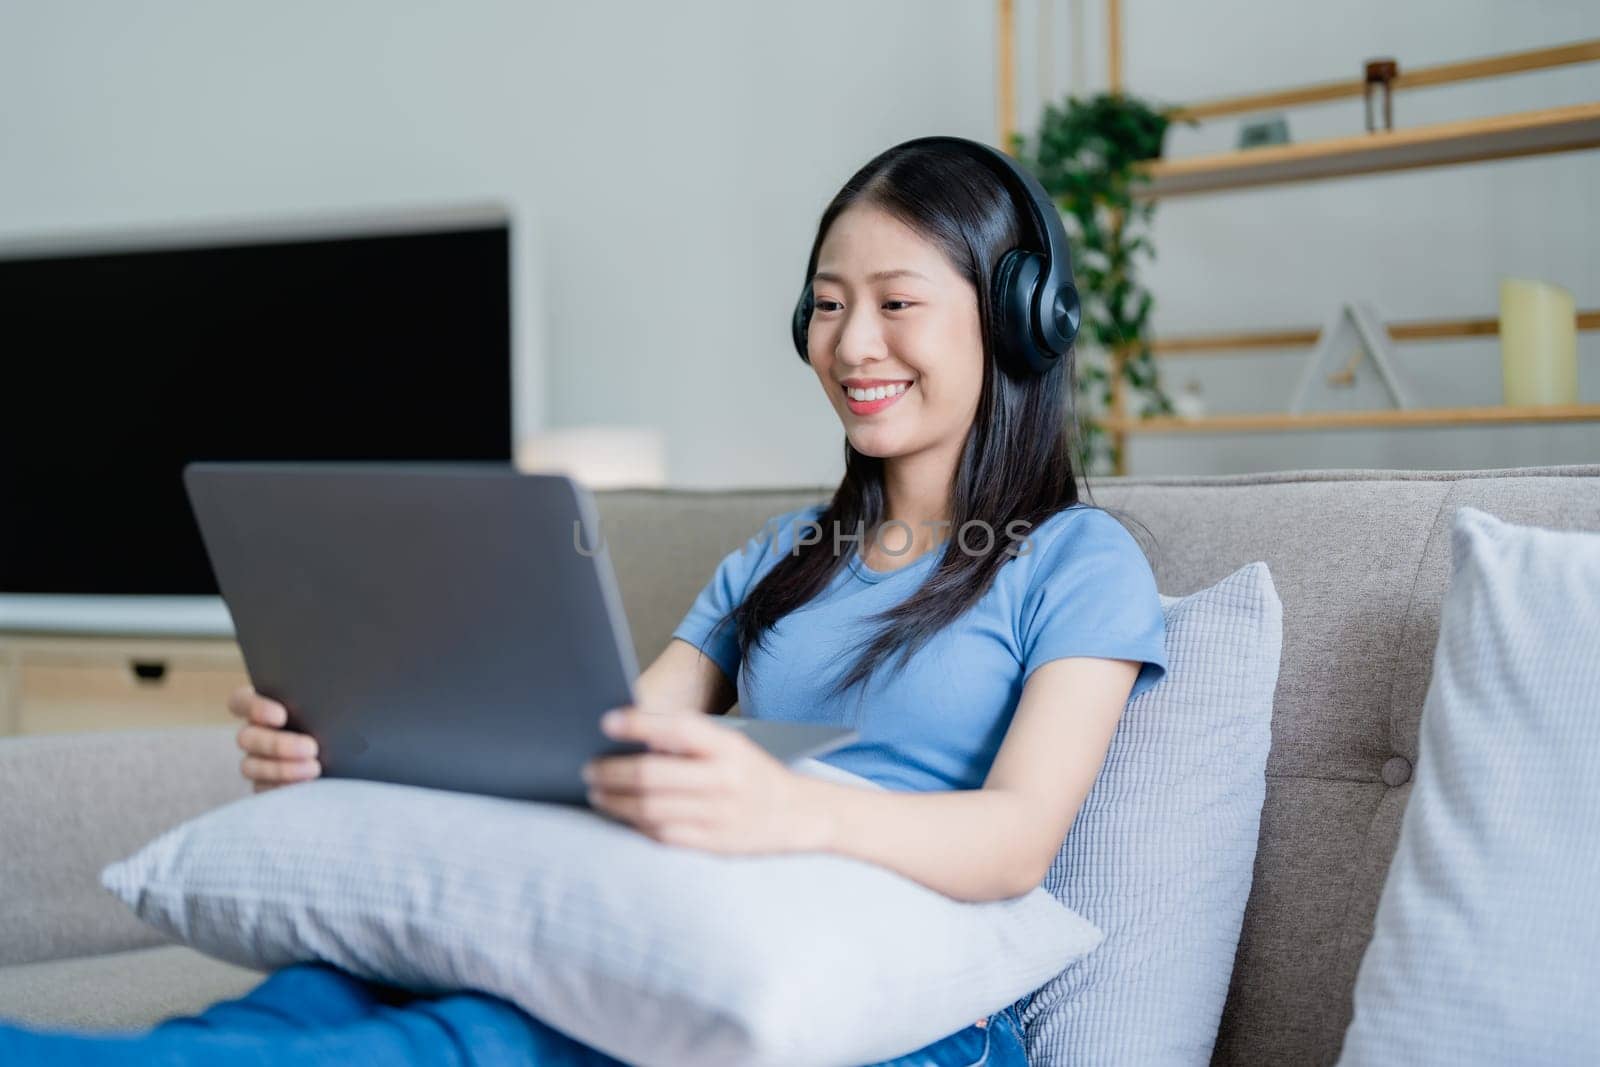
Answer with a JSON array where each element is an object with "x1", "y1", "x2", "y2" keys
[{"x1": 1010, "y1": 91, "x2": 1189, "y2": 476}]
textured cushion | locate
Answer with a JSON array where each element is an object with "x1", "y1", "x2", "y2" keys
[
  {"x1": 1017, "y1": 561, "x2": 1283, "y2": 1066},
  {"x1": 100, "y1": 758, "x2": 1101, "y2": 1067},
  {"x1": 1337, "y1": 506, "x2": 1600, "y2": 1065}
]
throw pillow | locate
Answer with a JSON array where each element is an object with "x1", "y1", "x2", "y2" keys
[
  {"x1": 101, "y1": 761, "x2": 1100, "y2": 1067},
  {"x1": 1017, "y1": 561, "x2": 1284, "y2": 1066},
  {"x1": 1336, "y1": 506, "x2": 1600, "y2": 1065}
]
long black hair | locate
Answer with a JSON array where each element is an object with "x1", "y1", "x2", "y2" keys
[{"x1": 712, "y1": 140, "x2": 1145, "y2": 719}]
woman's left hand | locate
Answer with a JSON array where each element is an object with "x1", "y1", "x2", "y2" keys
[{"x1": 582, "y1": 707, "x2": 826, "y2": 856}]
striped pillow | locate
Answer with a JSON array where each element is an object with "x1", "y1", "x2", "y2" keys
[
  {"x1": 1338, "y1": 507, "x2": 1600, "y2": 1064},
  {"x1": 1015, "y1": 562, "x2": 1283, "y2": 1066}
]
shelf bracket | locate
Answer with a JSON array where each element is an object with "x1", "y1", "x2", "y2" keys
[{"x1": 1288, "y1": 302, "x2": 1415, "y2": 413}]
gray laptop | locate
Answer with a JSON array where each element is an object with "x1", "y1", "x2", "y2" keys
[{"x1": 182, "y1": 462, "x2": 857, "y2": 805}]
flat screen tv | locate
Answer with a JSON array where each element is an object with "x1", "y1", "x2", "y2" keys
[{"x1": 0, "y1": 204, "x2": 512, "y2": 636}]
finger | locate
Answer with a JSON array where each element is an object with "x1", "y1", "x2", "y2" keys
[
  {"x1": 228, "y1": 685, "x2": 289, "y2": 728},
  {"x1": 227, "y1": 685, "x2": 256, "y2": 720},
  {"x1": 610, "y1": 700, "x2": 705, "y2": 718},
  {"x1": 589, "y1": 787, "x2": 716, "y2": 829},
  {"x1": 601, "y1": 708, "x2": 728, "y2": 757},
  {"x1": 237, "y1": 724, "x2": 318, "y2": 760},
  {"x1": 585, "y1": 752, "x2": 723, "y2": 794},
  {"x1": 248, "y1": 697, "x2": 289, "y2": 729},
  {"x1": 240, "y1": 755, "x2": 321, "y2": 784},
  {"x1": 651, "y1": 822, "x2": 717, "y2": 850}
]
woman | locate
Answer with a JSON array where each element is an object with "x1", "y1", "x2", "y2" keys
[{"x1": 1, "y1": 135, "x2": 1167, "y2": 1066}]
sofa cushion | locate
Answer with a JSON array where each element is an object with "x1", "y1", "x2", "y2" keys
[
  {"x1": 0, "y1": 945, "x2": 263, "y2": 1032},
  {"x1": 101, "y1": 757, "x2": 1102, "y2": 1067},
  {"x1": 0, "y1": 727, "x2": 250, "y2": 968},
  {"x1": 1336, "y1": 506, "x2": 1600, "y2": 1064}
]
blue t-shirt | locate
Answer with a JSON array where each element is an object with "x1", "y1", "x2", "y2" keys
[{"x1": 670, "y1": 502, "x2": 1168, "y2": 792}]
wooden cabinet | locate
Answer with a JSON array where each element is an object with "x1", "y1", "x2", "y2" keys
[{"x1": 0, "y1": 634, "x2": 249, "y2": 736}]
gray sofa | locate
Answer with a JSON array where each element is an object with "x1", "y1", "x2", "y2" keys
[{"x1": 3, "y1": 463, "x2": 1598, "y2": 1063}]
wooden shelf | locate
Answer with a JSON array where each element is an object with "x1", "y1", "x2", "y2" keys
[
  {"x1": 1152, "y1": 310, "x2": 1600, "y2": 355},
  {"x1": 996, "y1": 5, "x2": 1599, "y2": 470},
  {"x1": 1101, "y1": 404, "x2": 1600, "y2": 435},
  {"x1": 1169, "y1": 40, "x2": 1600, "y2": 122},
  {"x1": 1136, "y1": 102, "x2": 1600, "y2": 199}
]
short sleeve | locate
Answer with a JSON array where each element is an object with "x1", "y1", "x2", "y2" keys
[
  {"x1": 1017, "y1": 507, "x2": 1169, "y2": 701},
  {"x1": 669, "y1": 504, "x2": 825, "y2": 684}
]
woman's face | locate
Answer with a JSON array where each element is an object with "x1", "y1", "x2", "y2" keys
[{"x1": 807, "y1": 203, "x2": 984, "y2": 461}]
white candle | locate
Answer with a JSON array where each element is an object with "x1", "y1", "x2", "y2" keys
[{"x1": 1499, "y1": 278, "x2": 1578, "y2": 406}]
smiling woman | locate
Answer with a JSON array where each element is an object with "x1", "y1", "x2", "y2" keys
[{"x1": 3, "y1": 136, "x2": 1164, "y2": 1067}]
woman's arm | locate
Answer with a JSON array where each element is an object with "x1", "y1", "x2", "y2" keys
[
  {"x1": 632, "y1": 637, "x2": 739, "y2": 716},
  {"x1": 590, "y1": 648, "x2": 1139, "y2": 903},
  {"x1": 792, "y1": 656, "x2": 1140, "y2": 903}
]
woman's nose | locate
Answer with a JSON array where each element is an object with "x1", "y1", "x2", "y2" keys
[{"x1": 832, "y1": 307, "x2": 887, "y2": 366}]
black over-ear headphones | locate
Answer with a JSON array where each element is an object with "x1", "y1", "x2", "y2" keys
[{"x1": 791, "y1": 135, "x2": 1081, "y2": 377}]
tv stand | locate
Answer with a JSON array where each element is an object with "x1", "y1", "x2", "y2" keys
[{"x1": 0, "y1": 632, "x2": 247, "y2": 737}]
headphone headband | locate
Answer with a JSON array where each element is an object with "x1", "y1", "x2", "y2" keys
[{"x1": 893, "y1": 135, "x2": 1077, "y2": 343}]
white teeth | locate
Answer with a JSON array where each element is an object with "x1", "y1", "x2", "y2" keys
[{"x1": 846, "y1": 383, "x2": 909, "y2": 402}]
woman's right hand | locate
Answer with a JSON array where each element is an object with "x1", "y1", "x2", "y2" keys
[{"x1": 229, "y1": 684, "x2": 321, "y2": 793}]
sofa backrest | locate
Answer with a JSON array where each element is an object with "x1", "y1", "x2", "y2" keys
[{"x1": 593, "y1": 463, "x2": 1600, "y2": 1066}]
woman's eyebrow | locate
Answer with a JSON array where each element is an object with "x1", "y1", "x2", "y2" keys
[{"x1": 812, "y1": 268, "x2": 931, "y2": 284}]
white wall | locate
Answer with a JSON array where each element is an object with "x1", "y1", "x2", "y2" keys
[
  {"x1": 2, "y1": 1, "x2": 1594, "y2": 486},
  {"x1": 0, "y1": 0, "x2": 990, "y2": 489}
]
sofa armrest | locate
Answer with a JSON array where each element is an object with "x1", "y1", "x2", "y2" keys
[{"x1": 0, "y1": 726, "x2": 250, "y2": 967}]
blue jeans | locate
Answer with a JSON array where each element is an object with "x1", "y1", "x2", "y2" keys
[{"x1": 0, "y1": 962, "x2": 1030, "y2": 1066}]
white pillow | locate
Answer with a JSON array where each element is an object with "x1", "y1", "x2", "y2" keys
[
  {"x1": 1337, "y1": 506, "x2": 1600, "y2": 1065},
  {"x1": 1018, "y1": 561, "x2": 1283, "y2": 1065},
  {"x1": 101, "y1": 760, "x2": 1100, "y2": 1067}
]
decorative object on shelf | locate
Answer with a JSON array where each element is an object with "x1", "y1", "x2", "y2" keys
[
  {"x1": 1364, "y1": 58, "x2": 1400, "y2": 132},
  {"x1": 1287, "y1": 303, "x2": 1415, "y2": 414},
  {"x1": 1010, "y1": 91, "x2": 1190, "y2": 474},
  {"x1": 1238, "y1": 115, "x2": 1291, "y2": 150},
  {"x1": 1171, "y1": 379, "x2": 1207, "y2": 420},
  {"x1": 1499, "y1": 278, "x2": 1580, "y2": 406},
  {"x1": 1324, "y1": 348, "x2": 1364, "y2": 389}
]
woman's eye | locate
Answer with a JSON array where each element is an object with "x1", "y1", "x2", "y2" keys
[{"x1": 813, "y1": 299, "x2": 914, "y2": 313}]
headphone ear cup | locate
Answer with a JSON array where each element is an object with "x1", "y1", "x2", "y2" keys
[
  {"x1": 791, "y1": 284, "x2": 814, "y2": 363},
  {"x1": 991, "y1": 249, "x2": 1047, "y2": 376},
  {"x1": 1052, "y1": 282, "x2": 1081, "y2": 351}
]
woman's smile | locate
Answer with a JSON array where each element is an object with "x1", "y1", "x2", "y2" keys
[{"x1": 841, "y1": 378, "x2": 914, "y2": 415}]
